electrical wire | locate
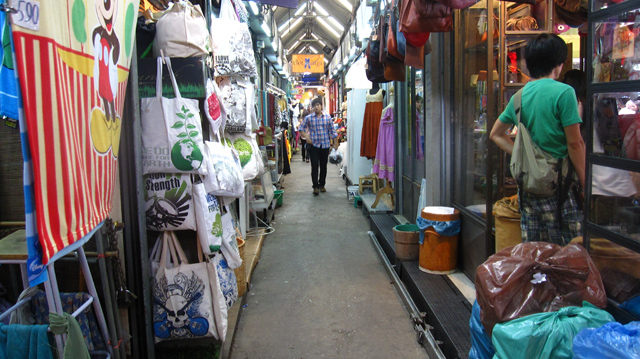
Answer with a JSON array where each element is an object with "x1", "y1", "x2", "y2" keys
[{"x1": 247, "y1": 209, "x2": 276, "y2": 235}]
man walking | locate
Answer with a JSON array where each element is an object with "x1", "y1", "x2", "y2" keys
[{"x1": 299, "y1": 97, "x2": 338, "y2": 195}]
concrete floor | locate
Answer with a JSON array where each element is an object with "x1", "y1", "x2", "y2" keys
[{"x1": 230, "y1": 150, "x2": 428, "y2": 359}]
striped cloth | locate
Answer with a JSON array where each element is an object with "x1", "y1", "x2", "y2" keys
[{"x1": 300, "y1": 112, "x2": 337, "y2": 149}]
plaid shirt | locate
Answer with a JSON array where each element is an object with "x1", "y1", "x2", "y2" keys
[{"x1": 300, "y1": 112, "x2": 337, "y2": 149}]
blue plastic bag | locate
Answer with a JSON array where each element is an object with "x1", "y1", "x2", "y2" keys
[
  {"x1": 469, "y1": 300, "x2": 495, "y2": 359},
  {"x1": 621, "y1": 296, "x2": 640, "y2": 318},
  {"x1": 492, "y1": 302, "x2": 614, "y2": 359},
  {"x1": 573, "y1": 321, "x2": 640, "y2": 359}
]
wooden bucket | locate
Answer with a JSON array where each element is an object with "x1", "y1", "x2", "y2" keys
[
  {"x1": 393, "y1": 224, "x2": 420, "y2": 261},
  {"x1": 419, "y1": 207, "x2": 460, "y2": 274}
]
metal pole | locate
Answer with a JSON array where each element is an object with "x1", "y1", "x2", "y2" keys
[{"x1": 94, "y1": 230, "x2": 122, "y2": 359}]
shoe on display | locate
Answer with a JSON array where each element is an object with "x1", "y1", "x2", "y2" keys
[
  {"x1": 320, "y1": 187, "x2": 326, "y2": 193},
  {"x1": 313, "y1": 188, "x2": 319, "y2": 195}
]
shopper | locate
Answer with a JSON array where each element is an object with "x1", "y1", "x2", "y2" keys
[
  {"x1": 299, "y1": 108, "x2": 311, "y2": 163},
  {"x1": 299, "y1": 97, "x2": 338, "y2": 195},
  {"x1": 489, "y1": 33, "x2": 585, "y2": 245}
]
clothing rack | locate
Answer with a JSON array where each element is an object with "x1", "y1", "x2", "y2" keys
[{"x1": 265, "y1": 83, "x2": 286, "y2": 96}]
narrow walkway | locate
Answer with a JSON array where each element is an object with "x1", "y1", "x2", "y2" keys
[{"x1": 230, "y1": 150, "x2": 427, "y2": 359}]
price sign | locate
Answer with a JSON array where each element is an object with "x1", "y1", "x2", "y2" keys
[{"x1": 10, "y1": 0, "x2": 40, "y2": 31}]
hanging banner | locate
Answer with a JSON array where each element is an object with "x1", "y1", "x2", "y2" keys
[
  {"x1": 292, "y1": 54, "x2": 325, "y2": 73},
  {"x1": 11, "y1": 0, "x2": 139, "y2": 264}
]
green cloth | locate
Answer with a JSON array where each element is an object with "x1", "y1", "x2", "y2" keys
[
  {"x1": 49, "y1": 312, "x2": 90, "y2": 359},
  {"x1": 0, "y1": 323, "x2": 53, "y2": 359},
  {"x1": 498, "y1": 78, "x2": 582, "y2": 158}
]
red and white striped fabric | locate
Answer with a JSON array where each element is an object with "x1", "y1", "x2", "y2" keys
[{"x1": 11, "y1": 1, "x2": 138, "y2": 263}]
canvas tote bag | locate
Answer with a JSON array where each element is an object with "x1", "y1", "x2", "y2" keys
[
  {"x1": 144, "y1": 173, "x2": 197, "y2": 231},
  {"x1": 141, "y1": 57, "x2": 207, "y2": 175},
  {"x1": 153, "y1": 1, "x2": 210, "y2": 58},
  {"x1": 153, "y1": 232, "x2": 217, "y2": 342},
  {"x1": 193, "y1": 182, "x2": 224, "y2": 254}
]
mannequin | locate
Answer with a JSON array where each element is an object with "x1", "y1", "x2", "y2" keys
[
  {"x1": 369, "y1": 82, "x2": 386, "y2": 98},
  {"x1": 372, "y1": 86, "x2": 395, "y2": 209},
  {"x1": 361, "y1": 83, "x2": 387, "y2": 158}
]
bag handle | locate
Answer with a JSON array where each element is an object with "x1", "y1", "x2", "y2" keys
[
  {"x1": 158, "y1": 232, "x2": 172, "y2": 271},
  {"x1": 155, "y1": 57, "x2": 164, "y2": 99},
  {"x1": 150, "y1": 233, "x2": 162, "y2": 262},
  {"x1": 163, "y1": 56, "x2": 182, "y2": 99},
  {"x1": 513, "y1": 88, "x2": 523, "y2": 126},
  {"x1": 169, "y1": 232, "x2": 190, "y2": 265}
]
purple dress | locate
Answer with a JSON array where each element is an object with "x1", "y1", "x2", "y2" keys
[{"x1": 373, "y1": 105, "x2": 395, "y2": 181}]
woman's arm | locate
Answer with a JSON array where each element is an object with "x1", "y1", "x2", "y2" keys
[
  {"x1": 489, "y1": 120, "x2": 515, "y2": 155},
  {"x1": 565, "y1": 123, "x2": 586, "y2": 188}
]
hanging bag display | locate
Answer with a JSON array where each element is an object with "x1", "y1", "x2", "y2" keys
[
  {"x1": 219, "y1": 205, "x2": 242, "y2": 269},
  {"x1": 141, "y1": 57, "x2": 207, "y2": 175},
  {"x1": 399, "y1": 0, "x2": 453, "y2": 35},
  {"x1": 201, "y1": 134, "x2": 245, "y2": 198},
  {"x1": 205, "y1": 252, "x2": 229, "y2": 340},
  {"x1": 153, "y1": 232, "x2": 217, "y2": 342},
  {"x1": 144, "y1": 173, "x2": 197, "y2": 231},
  {"x1": 216, "y1": 76, "x2": 255, "y2": 134},
  {"x1": 153, "y1": 1, "x2": 211, "y2": 58},
  {"x1": 193, "y1": 182, "x2": 224, "y2": 254},
  {"x1": 204, "y1": 78, "x2": 226, "y2": 136},
  {"x1": 210, "y1": 0, "x2": 259, "y2": 78},
  {"x1": 224, "y1": 133, "x2": 265, "y2": 181},
  {"x1": 211, "y1": 251, "x2": 239, "y2": 309}
]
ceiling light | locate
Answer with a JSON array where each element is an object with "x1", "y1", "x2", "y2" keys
[
  {"x1": 342, "y1": 57, "x2": 349, "y2": 65},
  {"x1": 248, "y1": 2, "x2": 259, "y2": 15},
  {"x1": 313, "y1": 2, "x2": 329, "y2": 16},
  {"x1": 327, "y1": 16, "x2": 344, "y2": 32},
  {"x1": 338, "y1": 0, "x2": 352, "y2": 12},
  {"x1": 287, "y1": 40, "x2": 302, "y2": 53},
  {"x1": 316, "y1": 17, "x2": 341, "y2": 38},
  {"x1": 280, "y1": 17, "x2": 303, "y2": 36},
  {"x1": 299, "y1": 33, "x2": 307, "y2": 41},
  {"x1": 261, "y1": 21, "x2": 271, "y2": 37},
  {"x1": 294, "y1": 5, "x2": 306, "y2": 16},
  {"x1": 309, "y1": 46, "x2": 318, "y2": 53},
  {"x1": 324, "y1": 57, "x2": 329, "y2": 64}
]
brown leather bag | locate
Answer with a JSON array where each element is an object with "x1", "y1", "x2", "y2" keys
[
  {"x1": 386, "y1": 0, "x2": 404, "y2": 61},
  {"x1": 404, "y1": 43, "x2": 424, "y2": 69},
  {"x1": 384, "y1": 58, "x2": 406, "y2": 81},
  {"x1": 399, "y1": 0, "x2": 453, "y2": 33},
  {"x1": 379, "y1": 14, "x2": 389, "y2": 63},
  {"x1": 434, "y1": 0, "x2": 477, "y2": 8}
]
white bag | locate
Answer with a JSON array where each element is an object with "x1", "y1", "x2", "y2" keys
[
  {"x1": 204, "y1": 78, "x2": 226, "y2": 136},
  {"x1": 215, "y1": 76, "x2": 254, "y2": 134},
  {"x1": 202, "y1": 137, "x2": 245, "y2": 198},
  {"x1": 206, "y1": 253, "x2": 228, "y2": 340},
  {"x1": 141, "y1": 57, "x2": 207, "y2": 175},
  {"x1": 154, "y1": 1, "x2": 210, "y2": 58},
  {"x1": 219, "y1": 205, "x2": 242, "y2": 269},
  {"x1": 210, "y1": 0, "x2": 258, "y2": 78},
  {"x1": 224, "y1": 133, "x2": 265, "y2": 181},
  {"x1": 211, "y1": 251, "x2": 238, "y2": 309},
  {"x1": 193, "y1": 183, "x2": 223, "y2": 254},
  {"x1": 153, "y1": 232, "x2": 217, "y2": 342},
  {"x1": 144, "y1": 173, "x2": 197, "y2": 231}
]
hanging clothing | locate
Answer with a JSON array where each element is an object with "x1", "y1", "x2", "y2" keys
[
  {"x1": 360, "y1": 88, "x2": 385, "y2": 159},
  {"x1": 373, "y1": 105, "x2": 395, "y2": 181}
]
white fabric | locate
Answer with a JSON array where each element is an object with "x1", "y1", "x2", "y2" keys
[
  {"x1": 141, "y1": 57, "x2": 206, "y2": 175},
  {"x1": 592, "y1": 132, "x2": 637, "y2": 197},
  {"x1": 154, "y1": 1, "x2": 210, "y2": 58},
  {"x1": 194, "y1": 183, "x2": 224, "y2": 254},
  {"x1": 211, "y1": 0, "x2": 258, "y2": 78},
  {"x1": 224, "y1": 133, "x2": 265, "y2": 181},
  {"x1": 205, "y1": 79, "x2": 226, "y2": 136},
  {"x1": 211, "y1": 252, "x2": 238, "y2": 309},
  {"x1": 216, "y1": 76, "x2": 254, "y2": 134},
  {"x1": 202, "y1": 139, "x2": 244, "y2": 198},
  {"x1": 219, "y1": 205, "x2": 242, "y2": 269},
  {"x1": 144, "y1": 173, "x2": 197, "y2": 231},
  {"x1": 206, "y1": 253, "x2": 229, "y2": 340}
]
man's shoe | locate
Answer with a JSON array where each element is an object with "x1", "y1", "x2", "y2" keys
[
  {"x1": 319, "y1": 187, "x2": 326, "y2": 193},
  {"x1": 313, "y1": 188, "x2": 319, "y2": 195}
]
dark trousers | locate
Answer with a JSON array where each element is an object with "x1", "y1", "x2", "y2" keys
[
  {"x1": 301, "y1": 142, "x2": 309, "y2": 161},
  {"x1": 308, "y1": 145, "x2": 330, "y2": 189}
]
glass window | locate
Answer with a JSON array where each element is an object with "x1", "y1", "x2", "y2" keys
[
  {"x1": 592, "y1": 92, "x2": 640, "y2": 159},
  {"x1": 504, "y1": 2, "x2": 548, "y2": 31},
  {"x1": 590, "y1": 165, "x2": 640, "y2": 239},
  {"x1": 415, "y1": 69, "x2": 426, "y2": 182},
  {"x1": 592, "y1": 0, "x2": 635, "y2": 12},
  {"x1": 592, "y1": 8, "x2": 640, "y2": 83}
]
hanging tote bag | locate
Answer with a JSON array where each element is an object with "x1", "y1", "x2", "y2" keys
[
  {"x1": 224, "y1": 133, "x2": 265, "y2": 181},
  {"x1": 193, "y1": 182, "x2": 224, "y2": 254},
  {"x1": 144, "y1": 173, "x2": 197, "y2": 231},
  {"x1": 216, "y1": 76, "x2": 255, "y2": 134},
  {"x1": 210, "y1": 0, "x2": 259, "y2": 78},
  {"x1": 211, "y1": 252, "x2": 239, "y2": 309},
  {"x1": 153, "y1": 1, "x2": 211, "y2": 58},
  {"x1": 219, "y1": 205, "x2": 242, "y2": 269},
  {"x1": 206, "y1": 252, "x2": 228, "y2": 340},
  {"x1": 141, "y1": 57, "x2": 207, "y2": 175},
  {"x1": 202, "y1": 135, "x2": 245, "y2": 198},
  {"x1": 153, "y1": 232, "x2": 217, "y2": 342},
  {"x1": 204, "y1": 78, "x2": 226, "y2": 136}
]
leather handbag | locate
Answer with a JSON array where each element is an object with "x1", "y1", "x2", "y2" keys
[
  {"x1": 366, "y1": 38, "x2": 391, "y2": 83},
  {"x1": 404, "y1": 32, "x2": 431, "y2": 47},
  {"x1": 404, "y1": 43, "x2": 424, "y2": 69},
  {"x1": 379, "y1": 14, "x2": 389, "y2": 63},
  {"x1": 384, "y1": 58, "x2": 406, "y2": 81},
  {"x1": 399, "y1": 0, "x2": 453, "y2": 34},
  {"x1": 387, "y1": 0, "x2": 405, "y2": 60}
]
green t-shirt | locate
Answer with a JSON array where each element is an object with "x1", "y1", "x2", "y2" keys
[{"x1": 498, "y1": 78, "x2": 582, "y2": 158}]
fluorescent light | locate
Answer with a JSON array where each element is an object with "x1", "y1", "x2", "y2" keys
[
  {"x1": 249, "y1": 2, "x2": 259, "y2": 15},
  {"x1": 288, "y1": 40, "x2": 302, "y2": 53},
  {"x1": 324, "y1": 58, "x2": 329, "y2": 64},
  {"x1": 310, "y1": 34, "x2": 328, "y2": 48},
  {"x1": 294, "y1": 5, "x2": 306, "y2": 16},
  {"x1": 316, "y1": 17, "x2": 340, "y2": 38},
  {"x1": 327, "y1": 16, "x2": 344, "y2": 32},
  {"x1": 338, "y1": 0, "x2": 352, "y2": 11},
  {"x1": 261, "y1": 21, "x2": 271, "y2": 37},
  {"x1": 299, "y1": 33, "x2": 307, "y2": 41},
  {"x1": 313, "y1": 2, "x2": 329, "y2": 16},
  {"x1": 309, "y1": 46, "x2": 318, "y2": 53},
  {"x1": 342, "y1": 56, "x2": 348, "y2": 65},
  {"x1": 280, "y1": 17, "x2": 303, "y2": 36}
]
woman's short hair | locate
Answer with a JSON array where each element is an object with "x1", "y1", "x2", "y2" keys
[{"x1": 525, "y1": 33, "x2": 568, "y2": 79}]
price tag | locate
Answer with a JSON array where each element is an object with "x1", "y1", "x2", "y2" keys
[{"x1": 10, "y1": 0, "x2": 40, "y2": 31}]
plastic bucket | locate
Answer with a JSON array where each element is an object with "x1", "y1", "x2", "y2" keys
[
  {"x1": 419, "y1": 206, "x2": 460, "y2": 274},
  {"x1": 274, "y1": 190, "x2": 284, "y2": 207},
  {"x1": 393, "y1": 224, "x2": 420, "y2": 261}
]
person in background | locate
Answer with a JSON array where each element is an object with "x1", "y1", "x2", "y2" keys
[
  {"x1": 619, "y1": 100, "x2": 638, "y2": 115},
  {"x1": 299, "y1": 107, "x2": 311, "y2": 163},
  {"x1": 299, "y1": 97, "x2": 338, "y2": 195},
  {"x1": 563, "y1": 69, "x2": 639, "y2": 231},
  {"x1": 489, "y1": 33, "x2": 585, "y2": 245}
]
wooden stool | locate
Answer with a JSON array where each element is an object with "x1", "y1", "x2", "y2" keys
[{"x1": 358, "y1": 174, "x2": 379, "y2": 194}]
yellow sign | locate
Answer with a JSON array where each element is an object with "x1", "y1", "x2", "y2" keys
[{"x1": 292, "y1": 54, "x2": 325, "y2": 73}]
